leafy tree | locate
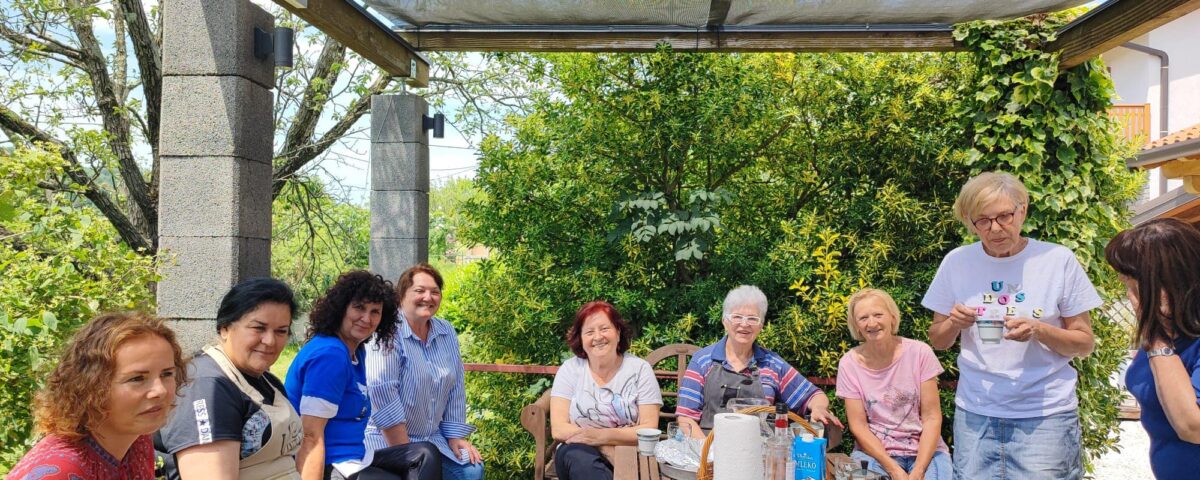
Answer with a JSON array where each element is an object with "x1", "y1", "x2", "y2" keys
[
  {"x1": 0, "y1": 1, "x2": 528, "y2": 255},
  {"x1": 0, "y1": 146, "x2": 158, "y2": 470},
  {"x1": 429, "y1": 177, "x2": 482, "y2": 263},
  {"x1": 271, "y1": 178, "x2": 369, "y2": 309},
  {"x1": 449, "y1": 21, "x2": 1138, "y2": 478}
]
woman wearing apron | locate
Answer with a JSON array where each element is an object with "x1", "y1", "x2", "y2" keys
[
  {"x1": 677, "y1": 285, "x2": 843, "y2": 436},
  {"x1": 157, "y1": 278, "x2": 304, "y2": 479}
]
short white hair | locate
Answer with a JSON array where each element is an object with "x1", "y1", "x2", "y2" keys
[{"x1": 722, "y1": 285, "x2": 768, "y2": 319}]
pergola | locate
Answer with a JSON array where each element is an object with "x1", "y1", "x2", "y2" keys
[
  {"x1": 156, "y1": 0, "x2": 1200, "y2": 350},
  {"x1": 272, "y1": 0, "x2": 1200, "y2": 87}
]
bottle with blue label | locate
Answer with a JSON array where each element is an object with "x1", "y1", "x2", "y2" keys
[{"x1": 792, "y1": 432, "x2": 826, "y2": 480}]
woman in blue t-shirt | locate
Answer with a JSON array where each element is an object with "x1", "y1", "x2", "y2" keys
[
  {"x1": 1106, "y1": 218, "x2": 1200, "y2": 479},
  {"x1": 285, "y1": 270, "x2": 441, "y2": 480}
]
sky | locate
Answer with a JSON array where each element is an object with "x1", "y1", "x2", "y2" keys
[
  {"x1": 1, "y1": 0, "x2": 481, "y2": 206},
  {"x1": 246, "y1": 1, "x2": 481, "y2": 204}
]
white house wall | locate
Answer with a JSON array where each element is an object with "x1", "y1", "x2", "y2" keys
[{"x1": 1103, "y1": 10, "x2": 1200, "y2": 199}]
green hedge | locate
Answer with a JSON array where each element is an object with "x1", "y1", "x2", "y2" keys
[{"x1": 447, "y1": 17, "x2": 1140, "y2": 479}]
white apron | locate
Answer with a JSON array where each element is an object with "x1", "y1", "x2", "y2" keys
[{"x1": 203, "y1": 345, "x2": 303, "y2": 480}]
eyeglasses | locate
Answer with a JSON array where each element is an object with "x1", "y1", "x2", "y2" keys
[
  {"x1": 972, "y1": 207, "x2": 1021, "y2": 231},
  {"x1": 727, "y1": 314, "x2": 763, "y2": 326}
]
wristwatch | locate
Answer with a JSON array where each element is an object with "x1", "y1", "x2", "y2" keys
[{"x1": 1146, "y1": 347, "x2": 1176, "y2": 358}]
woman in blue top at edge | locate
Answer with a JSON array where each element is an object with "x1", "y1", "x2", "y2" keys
[
  {"x1": 365, "y1": 263, "x2": 483, "y2": 480},
  {"x1": 1106, "y1": 218, "x2": 1200, "y2": 479},
  {"x1": 285, "y1": 270, "x2": 441, "y2": 480}
]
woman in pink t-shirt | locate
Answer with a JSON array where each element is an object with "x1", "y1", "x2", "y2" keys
[{"x1": 836, "y1": 289, "x2": 952, "y2": 480}]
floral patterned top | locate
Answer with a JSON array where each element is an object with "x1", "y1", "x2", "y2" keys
[{"x1": 6, "y1": 434, "x2": 156, "y2": 480}]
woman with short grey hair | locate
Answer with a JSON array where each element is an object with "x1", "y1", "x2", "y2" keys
[
  {"x1": 924, "y1": 171, "x2": 1100, "y2": 479},
  {"x1": 675, "y1": 285, "x2": 842, "y2": 437}
]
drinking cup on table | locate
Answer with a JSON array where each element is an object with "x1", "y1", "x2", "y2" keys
[
  {"x1": 666, "y1": 421, "x2": 681, "y2": 441},
  {"x1": 637, "y1": 428, "x2": 662, "y2": 456}
]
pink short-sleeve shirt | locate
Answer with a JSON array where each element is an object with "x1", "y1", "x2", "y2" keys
[{"x1": 836, "y1": 338, "x2": 949, "y2": 457}]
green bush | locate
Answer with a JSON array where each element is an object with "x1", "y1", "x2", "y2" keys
[
  {"x1": 447, "y1": 18, "x2": 1139, "y2": 479},
  {"x1": 0, "y1": 146, "x2": 159, "y2": 471}
]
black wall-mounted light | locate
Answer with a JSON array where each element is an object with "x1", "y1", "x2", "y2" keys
[
  {"x1": 423, "y1": 113, "x2": 445, "y2": 138},
  {"x1": 254, "y1": 26, "x2": 294, "y2": 68}
]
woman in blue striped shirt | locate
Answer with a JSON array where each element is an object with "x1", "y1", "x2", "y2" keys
[{"x1": 365, "y1": 264, "x2": 483, "y2": 480}]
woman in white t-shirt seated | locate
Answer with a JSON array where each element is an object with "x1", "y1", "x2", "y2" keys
[
  {"x1": 837, "y1": 288, "x2": 951, "y2": 480},
  {"x1": 550, "y1": 301, "x2": 663, "y2": 480},
  {"x1": 922, "y1": 171, "x2": 1101, "y2": 480}
]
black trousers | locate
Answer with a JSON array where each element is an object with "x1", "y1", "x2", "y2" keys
[
  {"x1": 554, "y1": 443, "x2": 613, "y2": 480},
  {"x1": 325, "y1": 442, "x2": 442, "y2": 480}
]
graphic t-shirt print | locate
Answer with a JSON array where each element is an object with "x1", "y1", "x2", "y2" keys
[
  {"x1": 573, "y1": 374, "x2": 641, "y2": 428},
  {"x1": 973, "y1": 280, "x2": 1045, "y2": 322},
  {"x1": 865, "y1": 385, "x2": 922, "y2": 451}
]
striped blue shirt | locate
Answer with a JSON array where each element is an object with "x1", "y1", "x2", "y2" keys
[{"x1": 364, "y1": 314, "x2": 476, "y2": 464}]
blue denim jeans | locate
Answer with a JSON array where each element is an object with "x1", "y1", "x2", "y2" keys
[
  {"x1": 442, "y1": 458, "x2": 484, "y2": 480},
  {"x1": 850, "y1": 450, "x2": 954, "y2": 480},
  {"x1": 952, "y1": 407, "x2": 1081, "y2": 480}
]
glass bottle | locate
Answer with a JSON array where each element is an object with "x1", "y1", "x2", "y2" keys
[{"x1": 763, "y1": 402, "x2": 794, "y2": 480}]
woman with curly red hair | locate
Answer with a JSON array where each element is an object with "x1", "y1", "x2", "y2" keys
[{"x1": 7, "y1": 311, "x2": 189, "y2": 480}]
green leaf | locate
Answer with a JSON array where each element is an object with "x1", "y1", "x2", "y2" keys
[{"x1": 41, "y1": 311, "x2": 58, "y2": 332}]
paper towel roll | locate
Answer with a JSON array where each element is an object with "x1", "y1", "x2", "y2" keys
[{"x1": 712, "y1": 413, "x2": 763, "y2": 480}]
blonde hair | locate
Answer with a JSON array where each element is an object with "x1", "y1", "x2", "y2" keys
[
  {"x1": 846, "y1": 288, "x2": 902, "y2": 341},
  {"x1": 952, "y1": 172, "x2": 1029, "y2": 231}
]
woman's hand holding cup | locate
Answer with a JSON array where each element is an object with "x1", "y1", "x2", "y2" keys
[
  {"x1": 948, "y1": 304, "x2": 979, "y2": 330},
  {"x1": 1003, "y1": 316, "x2": 1040, "y2": 342}
]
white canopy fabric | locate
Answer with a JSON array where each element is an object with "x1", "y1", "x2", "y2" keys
[{"x1": 365, "y1": 0, "x2": 1089, "y2": 28}]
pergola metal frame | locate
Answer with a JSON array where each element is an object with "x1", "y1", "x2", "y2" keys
[{"x1": 273, "y1": 0, "x2": 1200, "y2": 88}]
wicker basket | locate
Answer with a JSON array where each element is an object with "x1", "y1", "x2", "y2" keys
[{"x1": 696, "y1": 407, "x2": 818, "y2": 480}]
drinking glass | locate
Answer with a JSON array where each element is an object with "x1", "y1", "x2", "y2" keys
[{"x1": 666, "y1": 421, "x2": 681, "y2": 441}]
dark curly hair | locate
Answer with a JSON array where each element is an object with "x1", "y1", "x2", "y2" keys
[{"x1": 306, "y1": 270, "x2": 399, "y2": 348}]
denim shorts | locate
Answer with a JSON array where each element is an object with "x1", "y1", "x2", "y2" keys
[{"x1": 952, "y1": 407, "x2": 1081, "y2": 480}]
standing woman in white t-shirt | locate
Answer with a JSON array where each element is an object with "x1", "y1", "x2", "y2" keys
[
  {"x1": 922, "y1": 172, "x2": 1102, "y2": 480},
  {"x1": 549, "y1": 301, "x2": 663, "y2": 480}
]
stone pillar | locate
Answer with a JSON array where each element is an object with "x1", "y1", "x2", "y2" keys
[
  {"x1": 158, "y1": 0, "x2": 275, "y2": 354},
  {"x1": 369, "y1": 95, "x2": 429, "y2": 284}
]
